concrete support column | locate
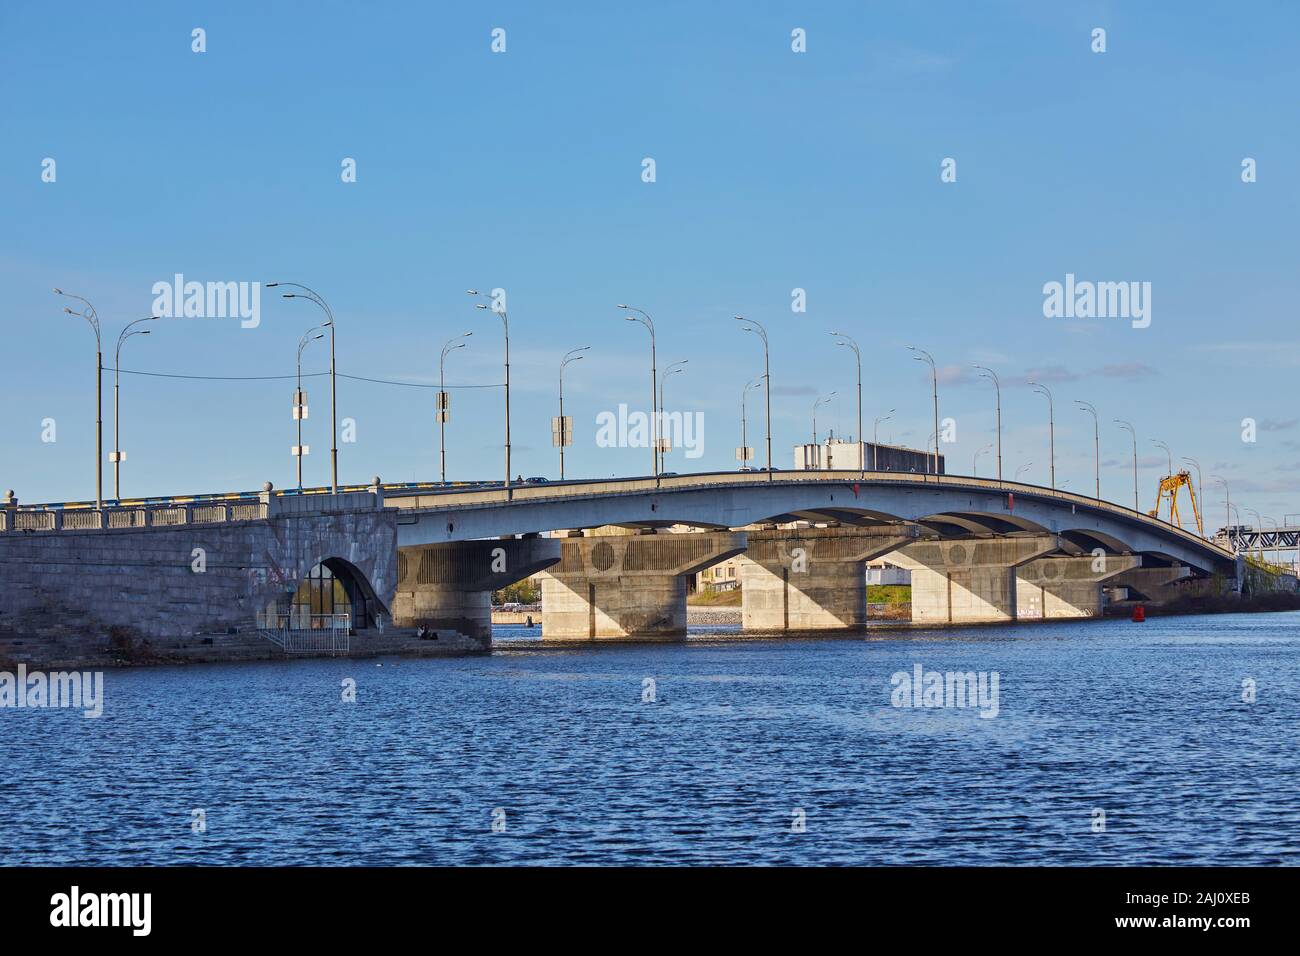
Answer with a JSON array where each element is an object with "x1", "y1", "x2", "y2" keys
[
  {"x1": 392, "y1": 537, "x2": 561, "y2": 645},
  {"x1": 739, "y1": 525, "x2": 920, "y2": 632},
  {"x1": 1015, "y1": 554, "x2": 1141, "y2": 619},
  {"x1": 540, "y1": 529, "x2": 746, "y2": 639},
  {"x1": 890, "y1": 535, "x2": 1059, "y2": 624}
]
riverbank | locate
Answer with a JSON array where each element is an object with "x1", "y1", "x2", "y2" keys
[
  {"x1": 0, "y1": 626, "x2": 483, "y2": 670},
  {"x1": 1107, "y1": 590, "x2": 1300, "y2": 617}
]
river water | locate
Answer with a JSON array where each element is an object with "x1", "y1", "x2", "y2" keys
[{"x1": 3, "y1": 612, "x2": 1297, "y2": 865}]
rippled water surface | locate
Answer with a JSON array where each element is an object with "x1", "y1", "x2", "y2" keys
[{"x1": 3, "y1": 612, "x2": 1299, "y2": 865}]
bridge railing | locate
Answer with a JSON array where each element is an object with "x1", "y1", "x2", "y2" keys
[
  {"x1": 0, "y1": 489, "x2": 383, "y2": 536},
  {"x1": 0, "y1": 499, "x2": 266, "y2": 534}
]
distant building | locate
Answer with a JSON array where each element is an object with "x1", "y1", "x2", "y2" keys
[
  {"x1": 794, "y1": 432, "x2": 943, "y2": 474},
  {"x1": 866, "y1": 562, "x2": 910, "y2": 586}
]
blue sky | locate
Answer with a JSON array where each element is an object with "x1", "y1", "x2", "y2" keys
[{"x1": 2, "y1": 1, "x2": 1298, "y2": 529}]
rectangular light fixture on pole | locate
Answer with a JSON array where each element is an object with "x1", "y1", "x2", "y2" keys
[
  {"x1": 436, "y1": 390, "x2": 450, "y2": 423},
  {"x1": 291, "y1": 445, "x2": 309, "y2": 457},
  {"x1": 735, "y1": 446, "x2": 752, "y2": 462},
  {"x1": 293, "y1": 389, "x2": 308, "y2": 420},
  {"x1": 552, "y1": 415, "x2": 572, "y2": 448}
]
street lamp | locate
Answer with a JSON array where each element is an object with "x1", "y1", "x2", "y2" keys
[
  {"x1": 658, "y1": 360, "x2": 687, "y2": 466},
  {"x1": 270, "y1": 283, "x2": 339, "y2": 494},
  {"x1": 53, "y1": 289, "x2": 103, "y2": 509},
  {"x1": 470, "y1": 290, "x2": 511, "y2": 490},
  {"x1": 619, "y1": 304, "x2": 658, "y2": 478},
  {"x1": 1211, "y1": 475, "x2": 1231, "y2": 544},
  {"x1": 973, "y1": 366, "x2": 1002, "y2": 482},
  {"x1": 1028, "y1": 381, "x2": 1055, "y2": 489},
  {"x1": 973, "y1": 443, "x2": 992, "y2": 477},
  {"x1": 112, "y1": 317, "x2": 157, "y2": 500},
  {"x1": 1264, "y1": 515, "x2": 1279, "y2": 565},
  {"x1": 872, "y1": 409, "x2": 894, "y2": 471},
  {"x1": 1151, "y1": 439, "x2": 1173, "y2": 479},
  {"x1": 736, "y1": 316, "x2": 772, "y2": 479},
  {"x1": 1074, "y1": 400, "x2": 1099, "y2": 500},
  {"x1": 438, "y1": 332, "x2": 472, "y2": 484},
  {"x1": 830, "y1": 332, "x2": 863, "y2": 477},
  {"x1": 1114, "y1": 420, "x2": 1139, "y2": 512},
  {"x1": 557, "y1": 346, "x2": 589, "y2": 480},
  {"x1": 1246, "y1": 507, "x2": 1264, "y2": 560},
  {"x1": 813, "y1": 392, "x2": 837, "y2": 447},
  {"x1": 294, "y1": 326, "x2": 325, "y2": 490},
  {"x1": 1181, "y1": 456, "x2": 1204, "y2": 535},
  {"x1": 739, "y1": 378, "x2": 762, "y2": 471},
  {"x1": 907, "y1": 346, "x2": 939, "y2": 475}
]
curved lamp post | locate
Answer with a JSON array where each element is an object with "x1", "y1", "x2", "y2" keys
[
  {"x1": 872, "y1": 409, "x2": 894, "y2": 471},
  {"x1": 269, "y1": 282, "x2": 338, "y2": 494},
  {"x1": 1074, "y1": 400, "x2": 1099, "y2": 500},
  {"x1": 907, "y1": 346, "x2": 939, "y2": 474},
  {"x1": 294, "y1": 326, "x2": 325, "y2": 489},
  {"x1": 973, "y1": 366, "x2": 1002, "y2": 482},
  {"x1": 469, "y1": 290, "x2": 511, "y2": 490},
  {"x1": 1211, "y1": 475, "x2": 1231, "y2": 545},
  {"x1": 813, "y1": 392, "x2": 837, "y2": 446},
  {"x1": 736, "y1": 316, "x2": 772, "y2": 479},
  {"x1": 113, "y1": 317, "x2": 157, "y2": 500},
  {"x1": 1114, "y1": 420, "x2": 1138, "y2": 511},
  {"x1": 1151, "y1": 439, "x2": 1173, "y2": 479},
  {"x1": 658, "y1": 360, "x2": 687, "y2": 467},
  {"x1": 619, "y1": 304, "x2": 658, "y2": 478},
  {"x1": 438, "y1": 332, "x2": 472, "y2": 484},
  {"x1": 53, "y1": 289, "x2": 104, "y2": 509},
  {"x1": 830, "y1": 332, "x2": 862, "y2": 476},
  {"x1": 739, "y1": 378, "x2": 762, "y2": 471},
  {"x1": 1181, "y1": 456, "x2": 1204, "y2": 535},
  {"x1": 558, "y1": 346, "x2": 589, "y2": 480},
  {"x1": 1028, "y1": 381, "x2": 1055, "y2": 490}
]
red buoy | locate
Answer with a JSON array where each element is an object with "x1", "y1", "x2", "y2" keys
[{"x1": 1131, "y1": 604, "x2": 1146, "y2": 622}]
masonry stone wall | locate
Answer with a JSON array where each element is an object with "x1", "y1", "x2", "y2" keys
[{"x1": 0, "y1": 509, "x2": 398, "y2": 663}]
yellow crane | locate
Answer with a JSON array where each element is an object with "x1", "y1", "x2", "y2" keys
[{"x1": 1149, "y1": 469, "x2": 1202, "y2": 535}]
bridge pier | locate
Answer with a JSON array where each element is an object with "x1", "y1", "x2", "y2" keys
[
  {"x1": 739, "y1": 525, "x2": 920, "y2": 632},
  {"x1": 890, "y1": 535, "x2": 1059, "y2": 624},
  {"x1": 1015, "y1": 554, "x2": 1141, "y2": 619},
  {"x1": 539, "y1": 529, "x2": 746, "y2": 639},
  {"x1": 392, "y1": 537, "x2": 561, "y2": 645}
]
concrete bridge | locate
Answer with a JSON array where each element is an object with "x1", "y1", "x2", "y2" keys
[
  {"x1": 0, "y1": 470, "x2": 1246, "y2": 660},
  {"x1": 382, "y1": 470, "x2": 1239, "y2": 637}
]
